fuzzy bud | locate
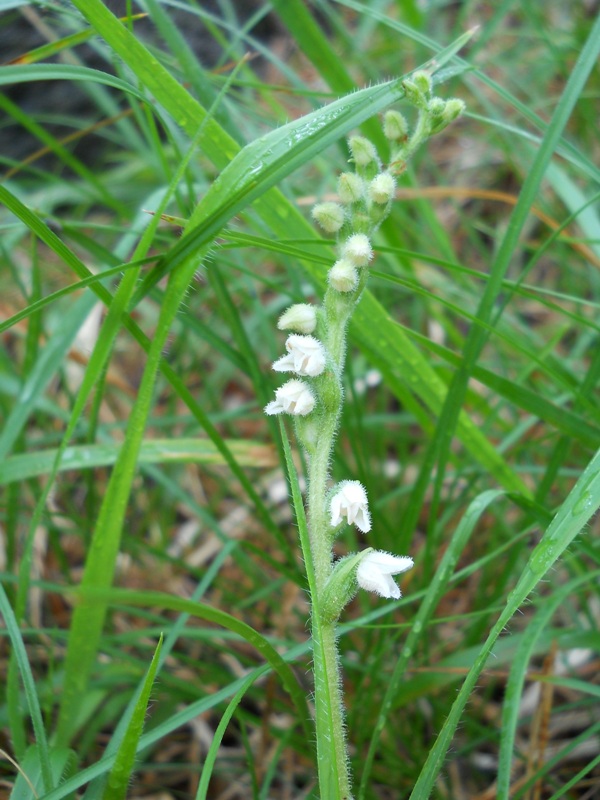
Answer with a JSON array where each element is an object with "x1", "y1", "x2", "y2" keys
[
  {"x1": 383, "y1": 109, "x2": 408, "y2": 141},
  {"x1": 402, "y1": 79, "x2": 428, "y2": 110},
  {"x1": 342, "y1": 233, "x2": 373, "y2": 267},
  {"x1": 328, "y1": 259, "x2": 358, "y2": 293},
  {"x1": 443, "y1": 98, "x2": 466, "y2": 124},
  {"x1": 429, "y1": 97, "x2": 466, "y2": 135},
  {"x1": 337, "y1": 172, "x2": 364, "y2": 204},
  {"x1": 277, "y1": 304, "x2": 317, "y2": 334},
  {"x1": 368, "y1": 173, "x2": 396, "y2": 205},
  {"x1": 312, "y1": 201, "x2": 345, "y2": 233},
  {"x1": 412, "y1": 70, "x2": 433, "y2": 97},
  {"x1": 348, "y1": 135, "x2": 378, "y2": 167}
]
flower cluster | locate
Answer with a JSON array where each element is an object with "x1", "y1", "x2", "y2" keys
[
  {"x1": 265, "y1": 80, "x2": 464, "y2": 610},
  {"x1": 328, "y1": 481, "x2": 413, "y2": 601}
]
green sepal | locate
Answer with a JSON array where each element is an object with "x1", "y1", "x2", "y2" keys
[{"x1": 320, "y1": 549, "x2": 373, "y2": 623}]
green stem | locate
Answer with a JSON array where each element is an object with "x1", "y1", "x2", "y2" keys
[
  {"x1": 312, "y1": 616, "x2": 353, "y2": 800},
  {"x1": 302, "y1": 288, "x2": 359, "y2": 798}
]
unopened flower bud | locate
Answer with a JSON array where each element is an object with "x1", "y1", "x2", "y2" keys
[
  {"x1": 443, "y1": 98, "x2": 465, "y2": 124},
  {"x1": 412, "y1": 70, "x2": 433, "y2": 97},
  {"x1": 368, "y1": 173, "x2": 396, "y2": 205},
  {"x1": 337, "y1": 172, "x2": 364, "y2": 204},
  {"x1": 342, "y1": 233, "x2": 373, "y2": 267},
  {"x1": 277, "y1": 304, "x2": 317, "y2": 334},
  {"x1": 312, "y1": 201, "x2": 345, "y2": 233},
  {"x1": 348, "y1": 135, "x2": 378, "y2": 167},
  {"x1": 429, "y1": 97, "x2": 466, "y2": 135},
  {"x1": 383, "y1": 110, "x2": 408, "y2": 141},
  {"x1": 328, "y1": 259, "x2": 358, "y2": 293},
  {"x1": 264, "y1": 379, "x2": 316, "y2": 416},
  {"x1": 402, "y1": 79, "x2": 428, "y2": 110}
]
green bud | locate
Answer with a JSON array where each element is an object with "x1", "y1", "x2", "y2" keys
[
  {"x1": 320, "y1": 550, "x2": 373, "y2": 622},
  {"x1": 348, "y1": 135, "x2": 378, "y2": 167},
  {"x1": 338, "y1": 172, "x2": 364, "y2": 204},
  {"x1": 312, "y1": 201, "x2": 345, "y2": 233},
  {"x1": 402, "y1": 79, "x2": 428, "y2": 110},
  {"x1": 444, "y1": 98, "x2": 466, "y2": 124},
  {"x1": 383, "y1": 109, "x2": 408, "y2": 141},
  {"x1": 412, "y1": 70, "x2": 433, "y2": 97},
  {"x1": 429, "y1": 97, "x2": 466, "y2": 135}
]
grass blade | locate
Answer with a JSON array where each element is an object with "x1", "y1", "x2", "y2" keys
[{"x1": 102, "y1": 637, "x2": 163, "y2": 800}]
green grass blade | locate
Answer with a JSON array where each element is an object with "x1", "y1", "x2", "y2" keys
[
  {"x1": 76, "y1": 588, "x2": 312, "y2": 745},
  {"x1": 0, "y1": 438, "x2": 276, "y2": 485},
  {"x1": 409, "y1": 444, "x2": 600, "y2": 797},
  {"x1": 194, "y1": 672, "x2": 259, "y2": 800},
  {"x1": 0, "y1": 292, "x2": 96, "y2": 461},
  {"x1": 496, "y1": 573, "x2": 597, "y2": 798},
  {"x1": 0, "y1": 64, "x2": 148, "y2": 102},
  {"x1": 102, "y1": 637, "x2": 163, "y2": 800},
  {"x1": 9, "y1": 746, "x2": 76, "y2": 800},
  {"x1": 0, "y1": 584, "x2": 53, "y2": 793},
  {"x1": 359, "y1": 489, "x2": 507, "y2": 797},
  {"x1": 407, "y1": 11, "x2": 600, "y2": 551}
]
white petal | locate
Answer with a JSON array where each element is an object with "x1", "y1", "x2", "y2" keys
[
  {"x1": 356, "y1": 551, "x2": 414, "y2": 600},
  {"x1": 264, "y1": 399, "x2": 284, "y2": 416},
  {"x1": 272, "y1": 352, "x2": 296, "y2": 373},
  {"x1": 366, "y1": 552, "x2": 414, "y2": 575}
]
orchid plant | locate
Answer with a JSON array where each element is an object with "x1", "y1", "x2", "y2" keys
[{"x1": 265, "y1": 72, "x2": 464, "y2": 798}]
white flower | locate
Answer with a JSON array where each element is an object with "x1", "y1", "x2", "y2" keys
[
  {"x1": 277, "y1": 304, "x2": 317, "y2": 334},
  {"x1": 328, "y1": 259, "x2": 358, "y2": 293},
  {"x1": 342, "y1": 233, "x2": 373, "y2": 267},
  {"x1": 264, "y1": 379, "x2": 316, "y2": 416},
  {"x1": 330, "y1": 480, "x2": 371, "y2": 532},
  {"x1": 357, "y1": 551, "x2": 414, "y2": 599},
  {"x1": 272, "y1": 335, "x2": 326, "y2": 377}
]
